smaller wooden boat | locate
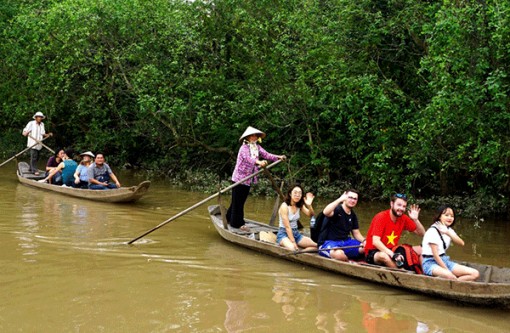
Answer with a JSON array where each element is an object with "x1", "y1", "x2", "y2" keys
[
  {"x1": 17, "y1": 162, "x2": 150, "y2": 203},
  {"x1": 208, "y1": 204, "x2": 510, "y2": 308}
]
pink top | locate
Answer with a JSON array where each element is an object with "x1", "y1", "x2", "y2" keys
[{"x1": 232, "y1": 143, "x2": 279, "y2": 185}]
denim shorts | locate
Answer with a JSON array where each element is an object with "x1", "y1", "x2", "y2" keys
[
  {"x1": 276, "y1": 227, "x2": 303, "y2": 244},
  {"x1": 319, "y1": 239, "x2": 362, "y2": 259},
  {"x1": 422, "y1": 254, "x2": 457, "y2": 276}
]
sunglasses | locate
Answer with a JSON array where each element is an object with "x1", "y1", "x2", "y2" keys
[{"x1": 394, "y1": 193, "x2": 408, "y2": 200}]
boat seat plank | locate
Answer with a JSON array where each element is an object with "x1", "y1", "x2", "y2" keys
[{"x1": 229, "y1": 226, "x2": 276, "y2": 235}]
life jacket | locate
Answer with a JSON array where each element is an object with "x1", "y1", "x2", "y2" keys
[{"x1": 392, "y1": 244, "x2": 423, "y2": 274}]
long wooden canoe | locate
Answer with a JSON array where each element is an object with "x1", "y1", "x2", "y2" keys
[
  {"x1": 17, "y1": 162, "x2": 150, "y2": 203},
  {"x1": 207, "y1": 204, "x2": 510, "y2": 308}
]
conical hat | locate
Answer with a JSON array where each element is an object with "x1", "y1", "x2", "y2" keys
[
  {"x1": 80, "y1": 151, "x2": 95, "y2": 158},
  {"x1": 239, "y1": 126, "x2": 266, "y2": 142}
]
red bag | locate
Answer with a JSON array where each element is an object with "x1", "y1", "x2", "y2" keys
[{"x1": 392, "y1": 244, "x2": 423, "y2": 274}]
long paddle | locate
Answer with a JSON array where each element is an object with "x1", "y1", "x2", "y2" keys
[
  {"x1": 263, "y1": 168, "x2": 284, "y2": 201},
  {"x1": 127, "y1": 159, "x2": 284, "y2": 245},
  {"x1": 0, "y1": 136, "x2": 51, "y2": 168},
  {"x1": 268, "y1": 180, "x2": 284, "y2": 226},
  {"x1": 28, "y1": 134, "x2": 55, "y2": 154},
  {"x1": 280, "y1": 244, "x2": 362, "y2": 257}
]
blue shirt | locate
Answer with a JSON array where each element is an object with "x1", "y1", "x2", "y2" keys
[
  {"x1": 76, "y1": 164, "x2": 89, "y2": 182},
  {"x1": 61, "y1": 159, "x2": 78, "y2": 185}
]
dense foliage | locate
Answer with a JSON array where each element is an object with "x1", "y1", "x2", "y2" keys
[{"x1": 1, "y1": 0, "x2": 510, "y2": 217}]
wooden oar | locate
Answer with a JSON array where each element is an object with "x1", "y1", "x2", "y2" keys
[
  {"x1": 263, "y1": 173, "x2": 306, "y2": 229},
  {"x1": 269, "y1": 180, "x2": 284, "y2": 226},
  {"x1": 280, "y1": 244, "x2": 362, "y2": 256},
  {"x1": 127, "y1": 159, "x2": 284, "y2": 245},
  {"x1": 28, "y1": 134, "x2": 55, "y2": 154},
  {"x1": 263, "y1": 168, "x2": 284, "y2": 201},
  {"x1": 0, "y1": 136, "x2": 51, "y2": 168}
]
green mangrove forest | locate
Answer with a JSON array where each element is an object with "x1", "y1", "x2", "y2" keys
[{"x1": 1, "y1": 0, "x2": 510, "y2": 218}]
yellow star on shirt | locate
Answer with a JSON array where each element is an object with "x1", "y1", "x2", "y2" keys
[{"x1": 386, "y1": 231, "x2": 398, "y2": 246}]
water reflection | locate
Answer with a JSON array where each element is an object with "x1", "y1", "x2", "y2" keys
[
  {"x1": 206, "y1": 239, "x2": 510, "y2": 333},
  {"x1": 1, "y1": 171, "x2": 510, "y2": 332},
  {"x1": 13, "y1": 183, "x2": 151, "y2": 263},
  {"x1": 360, "y1": 300, "x2": 415, "y2": 332},
  {"x1": 16, "y1": 185, "x2": 42, "y2": 262}
]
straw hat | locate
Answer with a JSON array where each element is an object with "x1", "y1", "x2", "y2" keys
[
  {"x1": 80, "y1": 151, "x2": 95, "y2": 158},
  {"x1": 239, "y1": 126, "x2": 266, "y2": 142},
  {"x1": 33, "y1": 112, "x2": 45, "y2": 119}
]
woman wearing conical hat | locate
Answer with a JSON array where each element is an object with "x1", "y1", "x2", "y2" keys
[{"x1": 227, "y1": 126, "x2": 286, "y2": 231}]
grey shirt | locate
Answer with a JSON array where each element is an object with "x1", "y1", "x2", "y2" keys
[{"x1": 87, "y1": 163, "x2": 113, "y2": 183}]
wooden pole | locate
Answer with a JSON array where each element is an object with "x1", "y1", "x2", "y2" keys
[
  {"x1": 269, "y1": 180, "x2": 284, "y2": 226},
  {"x1": 127, "y1": 159, "x2": 284, "y2": 245},
  {"x1": 217, "y1": 180, "x2": 229, "y2": 229},
  {"x1": 0, "y1": 136, "x2": 51, "y2": 168},
  {"x1": 280, "y1": 245, "x2": 362, "y2": 257},
  {"x1": 263, "y1": 168, "x2": 284, "y2": 201},
  {"x1": 28, "y1": 134, "x2": 55, "y2": 154}
]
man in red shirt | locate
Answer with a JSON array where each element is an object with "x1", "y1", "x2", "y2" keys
[{"x1": 364, "y1": 193, "x2": 425, "y2": 268}]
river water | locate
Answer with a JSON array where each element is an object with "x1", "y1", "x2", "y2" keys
[{"x1": 1, "y1": 167, "x2": 509, "y2": 332}]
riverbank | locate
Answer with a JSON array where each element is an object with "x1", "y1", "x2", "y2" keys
[
  {"x1": 2, "y1": 146, "x2": 507, "y2": 220},
  {"x1": 160, "y1": 167, "x2": 507, "y2": 221}
]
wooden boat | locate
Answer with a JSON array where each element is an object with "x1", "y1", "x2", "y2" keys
[
  {"x1": 17, "y1": 162, "x2": 150, "y2": 203},
  {"x1": 207, "y1": 204, "x2": 510, "y2": 308}
]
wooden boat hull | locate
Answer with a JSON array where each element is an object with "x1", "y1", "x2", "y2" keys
[
  {"x1": 17, "y1": 162, "x2": 150, "y2": 203},
  {"x1": 208, "y1": 205, "x2": 510, "y2": 308}
]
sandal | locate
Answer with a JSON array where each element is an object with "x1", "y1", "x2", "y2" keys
[{"x1": 239, "y1": 225, "x2": 251, "y2": 232}]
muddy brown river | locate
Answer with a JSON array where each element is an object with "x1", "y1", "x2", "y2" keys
[{"x1": 1, "y1": 167, "x2": 509, "y2": 332}]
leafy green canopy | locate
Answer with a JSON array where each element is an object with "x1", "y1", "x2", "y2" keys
[{"x1": 1, "y1": 0, "x2": 510, "y2": 216}]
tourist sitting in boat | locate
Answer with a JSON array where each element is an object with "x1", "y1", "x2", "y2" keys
[
  {"x1": 45, "y1": 148, "x2": 65, "y2": 185},
  {"x1": 87, "y1": 153, "x2": 121, "y2": 190},
  {"x1": 421, "y1": 205, "x2": 479, "y2": 281},
  {"x1": 276, "y1": 184, "x2": 317, "y2": 251},
  {"x1": 38, "y1": 149, "x2": 78, "y2": 187},
  {"x1": 72, "y1": 151, "x2": 94, "y2": 189},
  {"x1": 364, "y1": 193, "x2": 425, "y2": 268},
  {"x1": 318, "y1": 189, "x2": 365, "y2": 261}
]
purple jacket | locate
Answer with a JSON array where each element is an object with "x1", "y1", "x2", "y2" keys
[{"x1": 232, "y1": 143, "x2": 279, "y2": 185}]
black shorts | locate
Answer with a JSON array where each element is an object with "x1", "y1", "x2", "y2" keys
[{"x1": 365, "y1": 249, "x2": 379, "y2": 265}]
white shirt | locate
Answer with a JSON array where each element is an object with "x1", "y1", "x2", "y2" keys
[
  {"x1": 421, "y1": 222, "x2": 457, "y2": 256},
  {"x1": 23, "y1": 120, "x2": 46, "y2": 150}
]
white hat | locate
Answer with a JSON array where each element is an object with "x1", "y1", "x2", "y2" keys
[
  {"x1": 80, "y1": 151, "x2": 95, "y2": 158},
  {"x1": 239, "y1": 126, "x2": 266, "y2": 142},
  {"x1": 33, "y1": 112, "x2": 45, "y2": 119}
]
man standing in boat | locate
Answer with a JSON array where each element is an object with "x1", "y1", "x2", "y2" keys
[
  {"x1": 22, "y1": 112, "x2": 53, "y2": 175},
  {"x1": 318, "y1": 189, "x2": 366, "y2": 261},
  {"x1": 87, "y1": 153, "x2": 121, "y2": 190},
  {"x1": 364, "y1": 193, "x2": 425, "y2": 268}
]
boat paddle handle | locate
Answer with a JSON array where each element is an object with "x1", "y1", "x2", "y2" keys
[
  {"x1": 127, "y1": 159, "x2": 284, "y2": 245},
  {"x1": 280, "y1": 245, "x2": 363, "y2": 257},
  {"x1": 0, "y1": 136, "x2": 52, "y2": 168}
]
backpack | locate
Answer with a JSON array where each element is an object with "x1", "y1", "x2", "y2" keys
[
  {"x1": 392, "y1": 244, "x2": 423, "y2": 274},
  {"x1": 310, "y1": 212, "x2": 327, "y2": 243}
]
